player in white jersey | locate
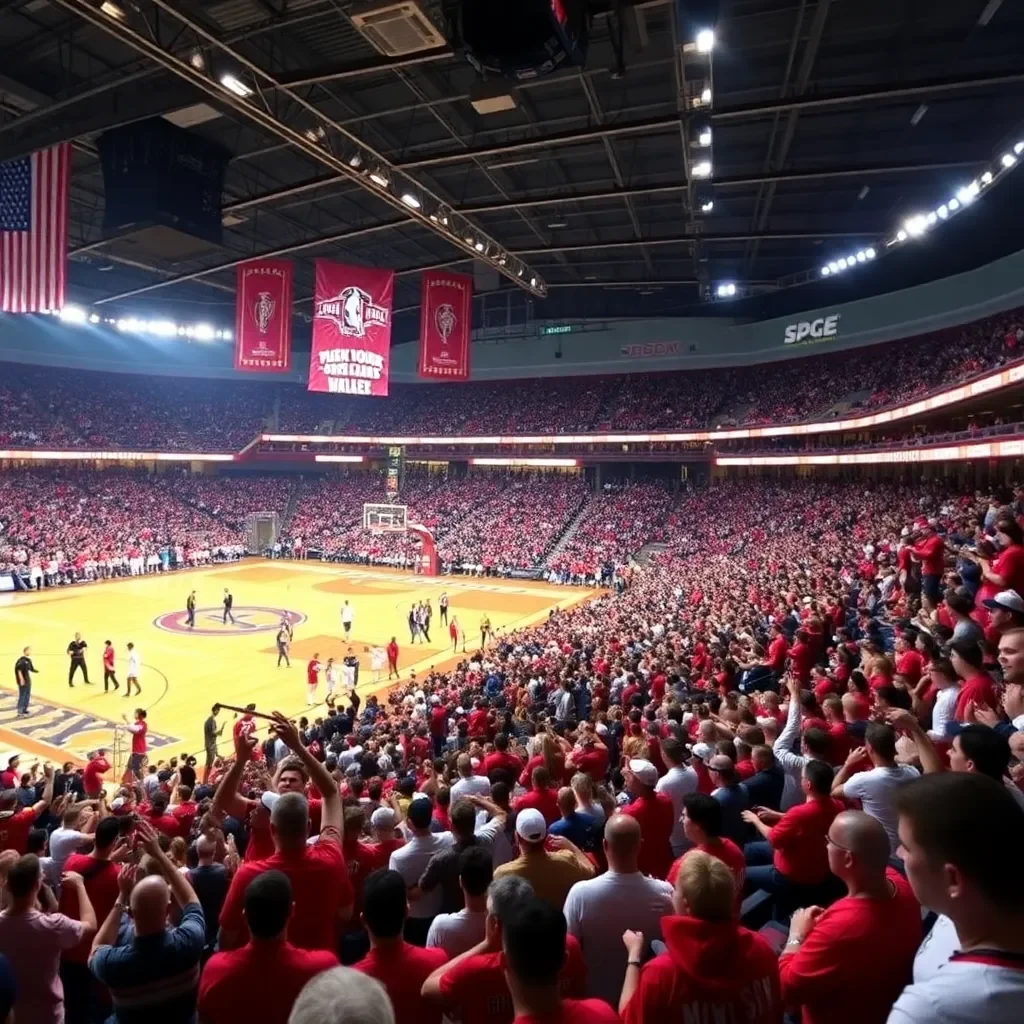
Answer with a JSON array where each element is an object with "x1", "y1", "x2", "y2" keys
[
  {"x1": 324, "y1": 657, "x2": 338, "y2": 699},
  {"x1": 125, "y1": 642, "x2": 141, "y2": 697},
  {"x1": 341, "y1": 600, "x2": 354, "y2": 638}
]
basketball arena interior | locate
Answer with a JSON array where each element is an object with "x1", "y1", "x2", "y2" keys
[{"x1": 2, "y1": 2, "x2": 1024, "y2": 1022}]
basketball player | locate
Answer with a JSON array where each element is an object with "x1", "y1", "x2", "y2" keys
[
  {"x1": 124, "y1": 642, "x2": 141, "y2": 697},
  {"x1": 223, "y1": 588, "x2": 235, "y2": 625},
  {"x1": 324, "y1": 657, "x2": 338, "y2": 701},
  {"x1": 121, "y1": 707, "x2": 148, "y2": 783},
  {"x1": 306, "y1": 653, "x2": 321, "y2": 706},
  {"x1": 341, "y1": 599, "x2": 354, "y2": 639},
  {"x1": 439, "y1": 592, "x2": 449, "y2": 625},
  {"x1": 67, "y1": 632, "x2": 90, "y2": 687},
  {"x1": 102, "y1": 640, "x2": 120, "y2": 692},
  {"x1": 276, "y1": 624, "x2": 291, "y2": 667},
  {"x1": 186, "y1": 590, "x2": 197, "y2": 629}
]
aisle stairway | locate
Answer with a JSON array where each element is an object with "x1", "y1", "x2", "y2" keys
[{"x1": 544, "y1": 498, "x2": 593, "y2": 564}]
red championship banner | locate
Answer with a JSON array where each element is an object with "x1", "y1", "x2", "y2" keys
[
  {"x1": 233, "y1": 259, "x2": 293, "y2": 372},
  {"x1": 418, "y1": 269, "x2": 473, "y2": 380},
  {"x1": 309, "y1": 260, "x2": 393, "y2": 396}
]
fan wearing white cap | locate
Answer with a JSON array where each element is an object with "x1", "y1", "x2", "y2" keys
[
  {"x1": 983, "y1": 590, "x2": 1024, "y2": 639},
  {"x1": 619, "y1": 759, "x2": 674, "y2": 880},
  {"x1": 492, "y1": 808, "x2": 594, "y2": 911}
]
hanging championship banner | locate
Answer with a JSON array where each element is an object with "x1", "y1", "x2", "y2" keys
[
  {"x1": 418, "y1": 269, "x2": 473, "y2": 380},
  {"x1": 309, "y1": 259, "x2": 393, "y2": 396},
  {"x1": 233, "y1": 259, "x2": 293, "y2": 372}
]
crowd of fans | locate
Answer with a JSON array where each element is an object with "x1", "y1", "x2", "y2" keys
[
  {"x1": 4, "y1": 472, "x2": 1024, "y2": 1023},
  {"x1": 1, "y1": 309, "x2": 1020, "y2": 452},
  {"x1": 0, "y1": 470, "x2": 243, "y2": 578}
]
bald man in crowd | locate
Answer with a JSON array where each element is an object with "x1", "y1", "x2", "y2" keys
[
  {"x1": 88, "y1": 819, "x2": 206, "y2": 1023},
  {"x1": 563, "y1": 814, "x2": 674, "y2": 1006},
  {"x1": 778, "y1": 810, "x2": 921, "y2": 1024}
]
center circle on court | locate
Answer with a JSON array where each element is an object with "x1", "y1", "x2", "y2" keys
[{"x1": 153, "y1": 606, "x2": 305, "y2": 636}]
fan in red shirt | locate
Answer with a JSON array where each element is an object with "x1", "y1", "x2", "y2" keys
[
  {"x1": 950, "y1": 640, "x2": 998, "y2": 721},
  {"x1": 83, "y1": 749, "x2": 111, "y2": 798},
  {"x1": 232, "y1": 704, "x2": 263, "y2": 761},
  {"x1": 425, "y1": 874, "x2": 587, "y2": 1024},
  {"x1": 342, "y1": 806, "x2": 405, "y2": 919},
  {"x1": 741, "y1": 760, "x2": 843, "y2": 914},
  {"x1": 483, "y1": 734, "x2": 524, "y2": 782},
  {"x1": 779, "y1": 811, "x2": 920, "y2": 1024},
  {"x1": 620, "y1": 759, "x2": 674, "y2": 879},
  {"x1": 199, "y1": 869, "x2": 338, "y2": 1024},
  {"x1": 667, "y1": 793, "x2": 746, "y2": 915},
  {"x1": 219, "y1": 713, "x2": 353, "y2": 952},
  {"x1": 353, "y1": 868, "x2": 448, "y2": 1024},
  {"x1": 170, "y1": 785, "x2": 199, "y2": 838},
  {"x1": 514, "y1": 767, "x2": 561, "y2": 825},
  {"x1": 893, "y1": 635, "x2": 924, "y2": 688},
  {"x1": 566, "y1": 731, "x2": 609, "y2": 783},
  {"x1": 0, "y1": 770, "x2": 54, "y2": 853},
  {"x1": 621, "y1": 850, "x2": 782, "y2": 1024},
  {"x1": 139, "y1": 791, "x2": 182, "y2": 838},
  {"x1": 788, "y1": 631, "x2": 813, "y2": 686},
  {"x1": 766, "y1": 625, "x2": 789, "y2": 676},
  {"x1": 977, "y1": 518, "x2": 1024, "y2": 602}
]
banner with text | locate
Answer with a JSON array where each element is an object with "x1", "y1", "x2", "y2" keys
[
  {"x1": 234, "y1": 259, "x2": 293, "y2": 372},
  {"x1": 418, "y1": 270, "x2": 473, "y2": 380},
  {"x1": 309, "y1": 260, "x2": 393, "y2": 396}
]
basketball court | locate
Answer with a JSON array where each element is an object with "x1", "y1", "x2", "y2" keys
[{"x1": 0, "y1": 558, "x2": 598, "y2": 776}]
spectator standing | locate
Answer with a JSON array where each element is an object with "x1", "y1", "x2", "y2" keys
[
  {"x1": 778, "y1": 811, "x2": 920, "y2": 1024},
  {"x1": 888, "y1": 773, "x2": 1024, "y2": 1023},
  {"x1": 493, "y1": 809, "x2": 594, "y2": 911},
  {"x1": 389, "y1": 796, "x2": 455, "y2": 945},
  {"x1": 426, "y1": 847, "x2": 492, "y2": 956},
  {"x1": 219, "y1": 713, "x2": 352, "y2": 951},
  {"x1": 188, "y1": 833, "x2": 230, "y2": 957},
  {"x1": 620, "y1": 759, "x2": 674, "y2": 879},
  {"x1": 353, "y1": 869, "x2": 447, "y2": 1024},
  {"x1": 654, "y1": 738, "x2": 698, "y2": 856},
  {"x1": 619, "y1": 851, "x2": 782, "y2": 1024},
  {"x1": 0, "y1": 855, "x2": 96, "y2": 1024},
  {"x1": 502, "y1": 897, "x2": 618, "y2": 1024},
  {"x1": 88, "y1": 820, "x2": 204, "y2": 1024},
  {"x1": 59, "y1": 816, "x2": 122, "y2": 1024},
  {"x1": 563, "y1": 815, "x2": 674, "y2": 1007},
  {"x1": 0, "y1": 764, "x2": 54, "y2": 853},
  {"x1": 14, "y1": 645, "x2": 37, "y2": 715},
  {"x1": 831, "y1": 723, "x2": 919, "y2": 852},
  {"x1": 198, "y1": 871, "x2": 338, "y2": 1024},
  {"x1": 708, "y1": 755, "x2": 751, "y2": 849}
]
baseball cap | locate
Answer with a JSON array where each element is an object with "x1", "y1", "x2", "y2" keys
[
  {"x1": 370, "y1": 807, "x2": 398, "y2": 831},
  {"x1": 260, "y1": 791, "x2": 280, "y2": 813},
  {"x1": 515, "y1": 808, "x2": 547, "y2": 843},
  {"x1": 628, "y1": 758, "x2": 658, "y2": 787},
  {"x1": 983, "y1": 589, "x2": 1024, "y2": 614},
  {"x1": 691, "y1": 742, "x2": 713, "y2": 763}
]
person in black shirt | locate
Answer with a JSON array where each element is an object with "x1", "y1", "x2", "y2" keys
[
  {"x1": 276, "y1": 626, "x2": 290, "y2": 667},
  {"x1": 67, "y1": 632, "x2": 90, "y2": 687},
  {"x1": 188, "y1": 833, "x2": 230, "y2": 955},
  {"x1": 14, "y1": 646, "x2": 36, "y2": 715},
  {"x1": 186, "y1": 590, "x2": 197, "y2": 628},
  {"x1": 222, "y1": 589, "x2": 234, "y2": 625},
  {"x1": 203, "y1": 706, "x2": 224, "y2": 784}
]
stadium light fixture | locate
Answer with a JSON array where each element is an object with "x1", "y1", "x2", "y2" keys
[
  {"x1": 1001, "y1": 152, "x2": 1017, "y2": 168},
  {"x1": 219, "y1": 74, "x2": 252, "y2": 98},
  {"x1": 828, "y1": 261, "x2": 839, "y2": 273},
  {"x1": 926, "y1": 212, "x2": 938, "y2": 226},
  {"x1": 948, "y1": 198, "x2": 960, "y2": 212},
  {"x1": 400, "y1": 193, "x2": 421, "y2": 209},
  {"x1": 691, "y1": 160, "x2": 712, "y2": 179},
  {"x1": 193, "y1": 324, "x2": 216, "y2": 341},
  {"x1": 695, "y1": 29, "x2": 715, "y2": 53},
  {"x1": 1015, "y1": 141, "x2": 1024, "y2": 156},
  {"x1": 903, "y1": 215, "x2": 928, "y2": 237},
  {"x1": 937, "y1": 204, "x2": 949, "y2": 219},
  {"x1": 698, "y1": 127, "x2": 712, "y2": 147},
  {"x1": 89, "y1": 313, "x2": 100, "y2": 324},
  {"x1": 189, "y1": 49, "x2": 205, "y2": 71},
  {"x1": 369, "y1": 169, "x2": 389, "y2": 188},
  {"x1": 866, "y1": 247, "x2": 876, "y2": 259},
  {"x1": 700, "y1": 200, "x2": 714, "y2": 212},
  {"x1": 981, "y1": 171, "x2": 993, "y2": 185},
  {"x1": 716, "y1": 282, "x2": 736, "y2": 298},
  {"x1": 837, "y1": 258, "x2": 848, "y2": 270},
  {"x1": 474, "y1": 241, "x2": 485, "y2": 252},
  {"x1": 896, "y1": 230, "x2": 908, "y2": 242},
  {"x1": 347, "y1": 152, "x2": 363, "y2": 170},
  {"x1": 100, "y1": 2, "x2": 126, "y2": 20},
  {"x1": 856, "y1": 251, "x2": 867, "y2": 262},
  {"x1": 820, "y1": 265, "x2": 830, "y2": 276},
  {"x1": 701, "y1": 87, "x2": 712, "y2": 105},
  {"x1": 59, "y1": 305, "x2": 87, "y2": 324}
]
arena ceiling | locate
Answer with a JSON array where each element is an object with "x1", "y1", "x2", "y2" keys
[{"x1": 1, "y1": 0, "x2": 1023, "y2": 331}]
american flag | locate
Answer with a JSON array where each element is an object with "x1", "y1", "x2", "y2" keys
[{"x1": 0, "y1": 143, "x2": 71, "y2": 313}]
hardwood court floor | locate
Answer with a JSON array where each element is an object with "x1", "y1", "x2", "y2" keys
[{"x1": 0, "y1": 560, "x2": 598, "y2": 772}]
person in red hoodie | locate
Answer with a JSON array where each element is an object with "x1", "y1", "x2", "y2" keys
[
  {"x1": 619, "y1": 850, "x2": 782, "y2": 1024},
  {"x1": 387, "y1": 636, "x2": 400, "y2": 680},
  {"x1": 513, "y1": 766, "x2": 561, "y2": 825},
  {"x1": 788, "y1": 630, "x2": 813, "y2": 687},
  {"x1": 779, "y1": 810, "x2": 920, "y2": 1024},
  {"x1": 910, "y1": 521, "x2": 946, "y2": 609}
]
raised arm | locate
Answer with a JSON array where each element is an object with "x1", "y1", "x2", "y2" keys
[
  {"x1": 270, "y1": 712, "x2": 341, "y2": 836},
  {"x1": 211, "y1": 728, "x2": 257, "y2": 821},
  {"x1": 30, "y1": 764, "x2": 55, "y2": 817}
]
